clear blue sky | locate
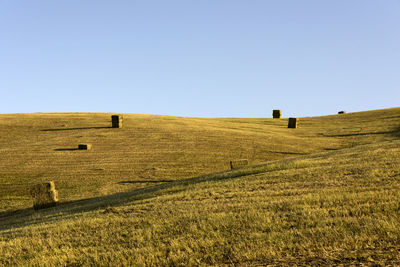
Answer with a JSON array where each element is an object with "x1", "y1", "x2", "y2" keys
[{"x1": 1, "y1": 1, "x2": 399, "y2": 117}]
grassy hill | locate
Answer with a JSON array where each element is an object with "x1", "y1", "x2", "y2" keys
[{"x1": 0, "y1": 108, "x2": 399, "y2": 265}]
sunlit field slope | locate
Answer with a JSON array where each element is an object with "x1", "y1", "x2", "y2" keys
[
  {"x1": 0, "y1": 108, "x2": 399, "y2": 212},
  {"x1": 0, "y1": 108, "x2": 399, "y2": 265}
]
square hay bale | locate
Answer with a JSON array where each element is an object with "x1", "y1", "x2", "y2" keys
[
  {"x1": 78, "y1": 144, "x2": 92, "y2": 150},
  {"x1": 230, "y1": 159, "x2": 248, "y2": 169},
  {"x1": 288, "y1": 117, "x2": 298, "y2": 128},
  {"x1": 338, "y1": 111, "x2": 346, "y2": 114},
  {"x1": 272, "y1": 109, "x2": 281, "y2": 118},
  {"x1": 111, "y1": 115, "x2": 123, "y2": 128},
  {"x1": 29, "y1": 181, "x2": 58, "y2": 210}
]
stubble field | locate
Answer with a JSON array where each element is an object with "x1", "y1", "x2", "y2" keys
[{"x1": 0, "y1": 108, "x2": 399, "y2": 265}]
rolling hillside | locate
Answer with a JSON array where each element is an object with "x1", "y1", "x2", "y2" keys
[{"x1": 0, "y1": 108, "x2": 399, "y2": 265}]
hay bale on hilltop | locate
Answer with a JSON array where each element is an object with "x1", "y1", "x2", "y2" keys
[
  {"x1": 288, "y1": 117, "x2": 298, "y2": 128},
  {"x1": 338, "y1": 111, "x2": 346, "y2": 114},
  {"x1": 78, "y1": 144, "x2": 92, "y2": 150},
  {"x1": 112, "y1": 115, "x2": 123, "y2": 128},
  {"x1": 230, "y1": 159, "x2": 249, "y2": 169},
  {"x1": 273, "y1": 109, "x2": 281, "y2": 118},
  {"x1": 29, "y1": 181, "x2": 58, "y2": 210}
]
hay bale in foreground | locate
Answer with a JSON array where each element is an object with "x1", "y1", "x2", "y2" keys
[
  {"x1": 230, "y1": 159, "x2": 248, "y2": 169},
  {"x1": 273, "y1": 109, "x2": 281, "y2": 118},
  {"x1": 338, "y1": 111, "x2": 346, "y2": 114},
  {"x1": 29, "y1": 181, "x2": 58, "y2": 210},
  {"x1": 112, "y1": 115, "x2": 123, "y2": 128},
  {"x1": 288, "y1": 117, "x2": 298, "y2": 128},
  {"x1": 78, "y1": 144, "x2": 92, "y2": 150}
]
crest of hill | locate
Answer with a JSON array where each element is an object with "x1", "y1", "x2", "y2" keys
[{"x1": 0, "y1": 107, "x2": 399, "y2": 212}]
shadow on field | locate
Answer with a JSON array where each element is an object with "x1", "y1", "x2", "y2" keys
[
  {"x1": 0, "y1": 164, "x2": 275, "y2": 232},
  {"x1": 324, "y1": 127, "x2": 400, "y2": 138},
  {"x1": 41, "y1": 126, "x2": 111, "y2": 131},
  {"x1": 118, "y1": 180, "x2": 174, "y2": 184},
  {"x1": 54, "y1": 148, "x2": 79, "y2": 151},
  {"x1": 269, "y1": 151, "x2": 306, "y2": 155}
]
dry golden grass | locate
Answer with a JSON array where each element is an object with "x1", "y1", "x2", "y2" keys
[{"x1": 0, "y1": 108, "x2": 399, "y2": 265}]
